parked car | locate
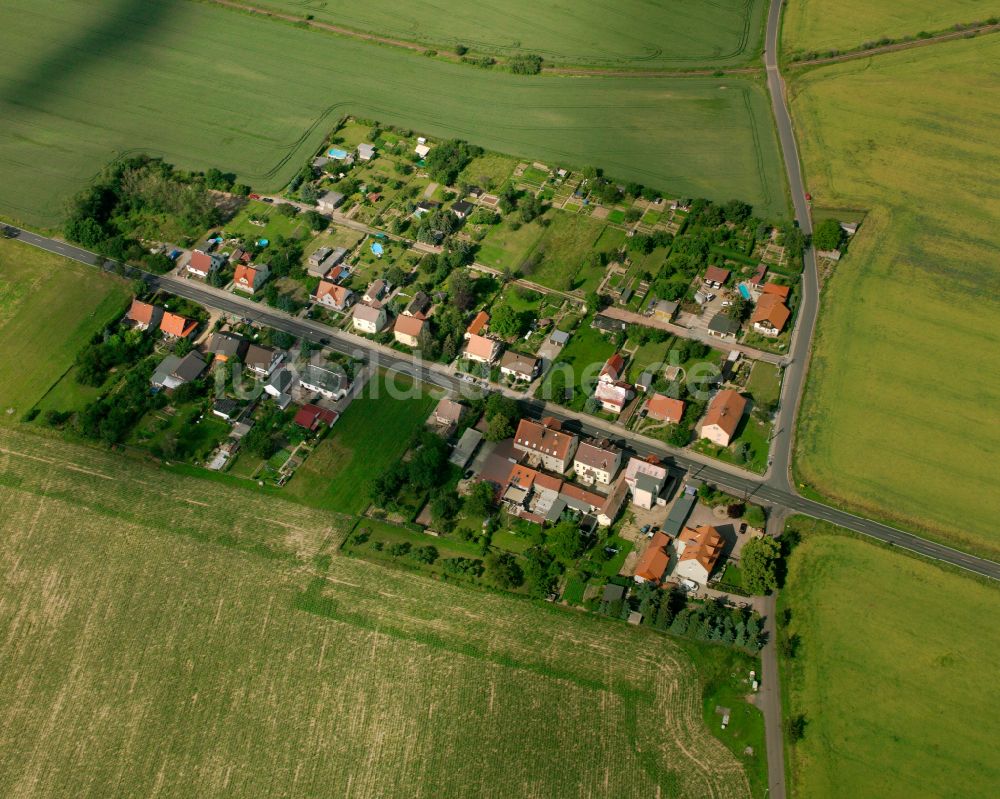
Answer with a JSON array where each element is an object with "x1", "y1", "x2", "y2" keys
[{"x1": 248, "y1": 193, "x2": 261, "y2": 200}]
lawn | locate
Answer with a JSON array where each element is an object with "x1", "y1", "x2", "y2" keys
[
  {"x1": 783, "y1": 0, "x2": 998, "y2": 56},
  {"x1": 778, "y1": 518, "x2": 1000, "y2": 799},
  {"x1": 626, "y1": 337, "x2": 675, "y2": 383},
  {"x1": 258, "y1": 0, "x2": 768, "y2": 69},
  {"x1": 459, "y1": 153, "x2": 517, "y2": 190},
  {"x1": 693, "y1": 412, "x2": 771, "y2": 474},
  {"x1": 536, "y1": 319, "x2": 616, "y2": 410},
  {"x1": 0, "y1": 0, "x2": 786, "y2": 229},
  {"x1": 745, "y1": 361, "x2": 781, "y2": 408},
  {"x1": 282, "y1": 372, "x2": 436, "y2": 514},
  {"x1": 790, "y1": 36, "x2": 1000, "y2": 557},
  {"x1": 0, "y1": 238, "x2": 130, "y2": 420},
  {"x1": 224, "y1": 200, "x2": 308, "y2": 242},
  {"x1": 526, "y1": 211, "x2": 610, "y2": 292},
  {"x1": 477, "y1": 216, "x2": 548, "y2": 271},
  {"x1": 0, "y1": 424, "x2": 756, "y2": 799}
]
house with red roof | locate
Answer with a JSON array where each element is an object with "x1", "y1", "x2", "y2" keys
[
  {"x1": 126, "y1": 299, "x2": 162, "y2": 331},
  {"x1": 314, "y1": 280, "x2": 354, "y2": 312},
  {"x1": 293, "y1": 403, "x2": 339, "y2": 431},
  {"x1": 644, "y1": 393, "x2": 685, "y2": 424},
  {"x1": 159, "y1": 311, "x2": 197, "y2": 339},
  {"x1": 232, "y1": 263, "x2": 270, "y2": 294}
]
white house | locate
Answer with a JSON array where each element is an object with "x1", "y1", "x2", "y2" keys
[
  {"x1": 573, "y1": 440, "x2": 622, "y2": 486},
  {"x1": 352, "y1": 303, "x2": 388, "y2": 334}
]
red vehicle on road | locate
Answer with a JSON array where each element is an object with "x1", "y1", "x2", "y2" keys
[{"x1": 248, "y1": 193, "x2": 261, "y2": 200}]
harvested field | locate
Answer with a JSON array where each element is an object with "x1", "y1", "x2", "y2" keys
[{"x1": 0, "y1": 425, "x2": 753, "y2": 798}]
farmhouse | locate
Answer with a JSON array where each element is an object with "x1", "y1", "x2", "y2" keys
[
  {"x1": 633, "y1": 532, "x2": 671, "y2": 584},
  {"x1": 232, "y1": 263, "x2": 269, "y2": 294},
  {"x1": 751, "y1": 293, "x2": 791, "y2": 336},
  {"x1": 452, "y1": 200, "x2": 474, "y2": 219},
  {"x1": 299, "y1": 363, "x2": 349, "y2": 400},
  {"x1": 206, "y1": 331, "x2": 248, "y2": 362},
  {"x1": 513, "y1": 417, "x2": 578, "y2": 474},
  {"x1": 675, "y1": 525, "x2": 724, "y2": 585},
  {"x1": 703, "y1": 265, "x2": 731, "y2": 289},
  {"x1": 393, "y1": 314, "x2": 426, "y2": 347},
  {"x1": 314, "y1": 280, "x2": 354, "y2": 311},
  {"x1": 244, "y1": 344, "x2": 283, "y2": 377},
  {"x1": 623, "y1": 457, "x2": 668, "y2": 509},
  {"x1": 573, "y1": 440, "x2": 622, "y2": 486},
  {"x1": 159, "y1": 311, "x2": 197, "y2": 339},
  {"x1": 698, "y1": 389, "x2": 747, "y2": 447},
  {"x1": 317, "y1": 191, "x2": 345, "y2": 212},
  {"x1": 186, "y1": 249, "x2": 224, "y2": 278},
  {"x1": 644, "y1": 393, "x2": 685, "y2": 424},
  {"x1": 465, "y1": 310, "x2": 489, "y2": 338},
  {"x1": 357, "y1": 143, "x2": 376, "y2": 161},
  {"x1": 463, "y1": 333, "x2": 502, "y2": 364},
  {"x1": 499, "y1": 351, "x2": 539, "y2": 382},
  {"x1": 126, "y1": 299, "x2": 162, "y2": 331},
  {"x1": 150, "y1": 352, "x2": 207, "y2": 390},
  {"x1": 352, "y1": 303, "x2": 388, "y2": 334}
]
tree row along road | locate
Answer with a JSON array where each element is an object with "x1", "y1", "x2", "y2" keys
[{"x1": 9, "y1": 226, "x2": 1000, "y2": 582}]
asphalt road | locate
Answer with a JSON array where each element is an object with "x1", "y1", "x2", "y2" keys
[{"x1": 9, "y1": 224, "x2": 999, "y2": 585}]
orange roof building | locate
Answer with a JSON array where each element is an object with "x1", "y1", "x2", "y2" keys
[
  {"x1": 751, "y1": 293, "x2": 791, "y2": 336},
  {"x1": 314, "y1": 280, "x2": 353, "y2": 311},
  {"x1": 127, "y1": 299, "x2": 161, "y2": 330},
  {"x1": 675, "y1": 525, "x2": 725, "y2": 584},
  {"x1": 698, "y1": 390, "x2": 747, "y2": 447},
  {"x1": 760, "y1": 282, "x2": 791, "y2": 299},
  {"x1": 159, "y1": 311, "x2": 197, "y2": 339},
  {"x1": 634, "y1": 532, "x2": 672, "y2": 584},
  {"x1": 463, "y1": 333, "x2": 501, "y2": 364},
  {"x1": 645, "y1": 393, "x2": 685, "y2": 424},
  {"x1": 466, "y1": 310, "x2": 489, "y2": 337},
  {"x1": 513, "y1": 417, "x2": 579, "y2": 473},
  {"x1": 393, "y1": 314, "x2": 426, "y2": 347}
]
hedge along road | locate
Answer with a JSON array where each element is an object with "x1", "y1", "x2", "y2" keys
[{"x1": 0, "y1": 0, "x2": 786, "y2": 229}]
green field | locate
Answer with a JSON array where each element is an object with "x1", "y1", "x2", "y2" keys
[
  {"x1": 0, "y1": 0, "x2": 786, "y2": 229},
  {"x1": 537, "y1": 320, "x2": 616, "y2": 409},
  {"x1": 779, "y1": 519, "x2": 1000, "y2": 799},
  {"x1": 0, "y1": 425, "x2": 755, "y2": 798},
  {"x1": 790, "y1": 37, "x2": 1000, "y2": 557},
  {"x1": 0, "y1": 238, "x2": 130, "y2": 418},
  {"x1": 527, "y1": 211, "x2": 610, "y2": 292},
  {"x1": 258, "y1": 0, "x2": 768, "y2": 68},
  {"x1": 783, "y1": 0, "x2": 999, "y2": 55},
  {"x1": 281, "y1": 372, "x2": 436, "y2": 513}
]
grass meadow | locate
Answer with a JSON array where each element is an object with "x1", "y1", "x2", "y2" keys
[
  {"x1": 257, "y1": 0, "x2": 768, "y2": 69},
  {"x1": 778, "y1": 518, "x2": 1000, "y2": 799},
  {"x1": 281, "y1": 372, "x2": 437, "y2": 513},
  {"x1": 789, "y1": 37, "x2": 1000, "y2": 557},
  {"x1": 782, "y1": 0, "x2": 999, "y2": 56},
  {"x1": 0, "y1": 0, "x2": 786, "y2": 229},
  {"x1": 0, "y1": 425, "x2": 754, "y2": 799},
  {"x1": 0, "y1": 238, "x2": 130, "y2": 419}
]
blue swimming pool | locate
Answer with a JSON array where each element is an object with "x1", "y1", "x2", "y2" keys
[
  {"x1": 327, "y1": 147, "x2": 349, "y2": 159},
  {"x1": 738, "y1": 283, "x2": 752, "y2": 300}
]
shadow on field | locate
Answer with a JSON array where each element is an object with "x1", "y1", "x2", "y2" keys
[{"x1": 1, "y1": 0, "x2": 176, "y2": 109}]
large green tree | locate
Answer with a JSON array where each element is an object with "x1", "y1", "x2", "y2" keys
[{"x1": 740, "y1": 536, "x2": 782, "y2": 595}]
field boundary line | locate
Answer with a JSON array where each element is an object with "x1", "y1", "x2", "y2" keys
[{"x1": 787, "y1": 22, "x2": 1000, "y2": 69}]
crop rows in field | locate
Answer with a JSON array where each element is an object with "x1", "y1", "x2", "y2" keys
[
  {"x1": 0, "y1": 425, "x2": 751, "y2": 798},
  {"x1": 0, "y1": 0, "x2": 786, "y2": 228},
  {"x1": 256, "y1": 0, "x2": 767, "y2": 68}
]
